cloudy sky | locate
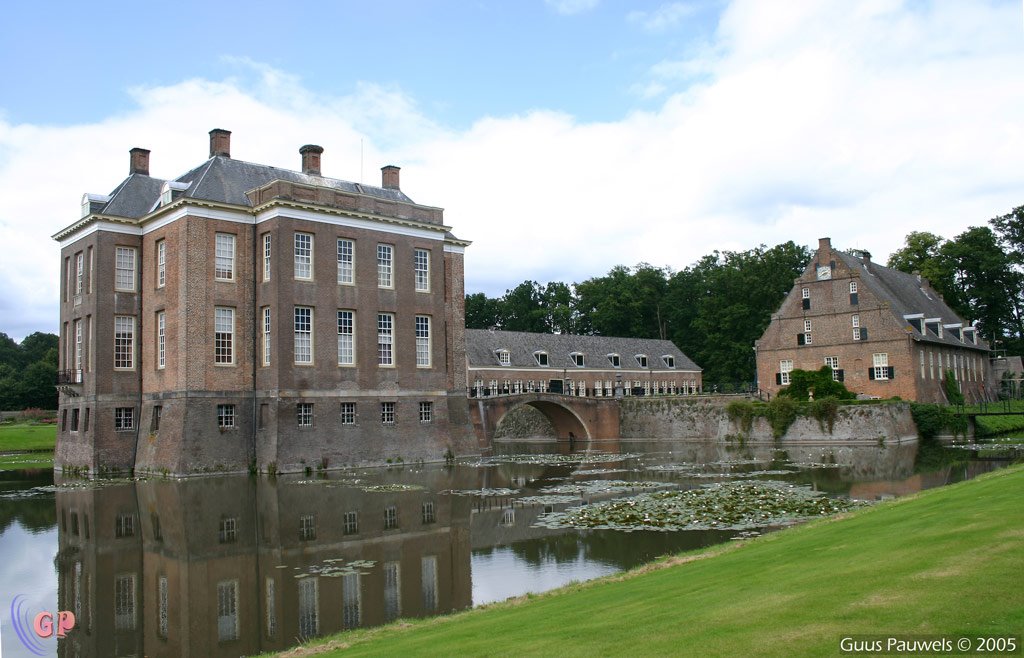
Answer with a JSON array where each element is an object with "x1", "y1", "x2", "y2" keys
[{"x1": 1, "y1": 0, "x2": 1022, "y2": 340}]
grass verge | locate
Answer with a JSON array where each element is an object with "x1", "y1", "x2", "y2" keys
[
  {"x1": 0, "y1": 423, "x2": 57, "y2": 452},
  {"x1": 281, "y1": 465, "x2": 1024, "y2": 657}
]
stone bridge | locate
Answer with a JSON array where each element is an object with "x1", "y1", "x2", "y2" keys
[{"x1": 469, "y1": 392, "x2": 621, "y2": 447}]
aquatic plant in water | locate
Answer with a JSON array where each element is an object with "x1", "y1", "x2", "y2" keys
[{"x1": 533, "y1": 480, "x2": 865, "y2": 532}]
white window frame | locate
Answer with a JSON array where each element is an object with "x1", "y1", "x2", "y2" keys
[
  {"x1": 337, "y1": 238, "x2": 354, "y2": 285},
  {"x1": 156, "y1": 312, "x2": 165, "y2": 369},
  {"x1": 535, "y1": 351, "x2": 548, "y2": 367},
  {"x1": 635, "y1": 354, "x2": 648, "y2": 368},
  {"x1": 74, "y1": 319, "x2": 83, "y2": 372},
  {"x1": 294, "y1": 307, "x2": 313, "y2": 364},
  {"x1": 337, "y1": 310, "x2": 355, "y2": 366},
  {"x1": 262, "y1": 233, "x2": 271, "y2": 282},
  {"x1": 377, "y1": 244, "x2": 393, "y2": 288},
  {"x1": 75, "y1": 252, "x2": 84, "y2": 296},
  {"x1": 662, "y1": 355, "x2": 675, "y2": 368},
  {"x1": 214, "y1": 233, "x2": 235, "y2": 281},
  {"x1": 419, "y1": 401, "x2": 433, "y2": 422},
  {"x1": 779, "y1": 359, "x2": 793, "y2": 385},
  {"x1": 608, "y1": 353, "x2": 620, "y2": 368},
  {"x1": 217, "y1": 404, "x2": 235, "y2": 428},
  {"x1": 497, "y1": 349, "x2": 511, "y2": 366},
  {"x1": 378, "y1": 313, "x2": 394, "y2": 366},
  {"x1": 262, "y1": 307, "x2": 271, "y2": 367},
  {"x1": 415, "y1": 315, "x2": 431, "y2": 367},
  {"x1": 294, "y1": 232, "x2": 313, "y2": 280},
  {"x1": 850, "y1": 281, "x2": 858, "y2": 293},
  {"x1": 824, "y1": 356, "x2": 839, "y2": 381},
  {"x1": 852, "y1": 314, "x2": 861, "y2": 341},
  {"x1": 115, "y1": 246, "x2": 137, "y2": 292},
  {"x1": 570, "y1": 352, "x2": 585, "y2": 367},
  {"x1": 297, "y1": 402, "x2": 314, "y2": 427},
  {"x1": 214, "y1": 307, "x2": 235, "y2": 365},
  {"x1": 156, "y1": 240, "x2": 166, "y2": 288},
  {"x1": 873, "y1": 353, "x2": 889, "y2": 380},
  {"x1": 114, "y1": 315, "x2": 135, "y2": 369},
  {"x1": 804, "y1": 319, "x2": 812, "y2": 332},
  {"x1": 340, "y1": 402, "x2": 356, "y2": 425},
  {"x1": 414, "y1": 248, "x2": 430, "y2": 292},
  {"x1": 801, "y1": 287, "x2": 810, "y2": 299},
  {"x1": 381, "y1": 401, "x2": 395, "y2": 425},
  {"x1": 114, "y1": 407, "x2": 135, "y2": 431}
]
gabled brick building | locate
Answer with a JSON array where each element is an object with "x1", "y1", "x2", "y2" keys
[
  {"x1": 53, "y1": 129, "x2": 475, "y2": 475},
  {"x1": 466, "y1": 329, "x2": 701, "y2": 397},
  {"x1": 755, "y1": 237, "x2": 991, "y2": 403}
]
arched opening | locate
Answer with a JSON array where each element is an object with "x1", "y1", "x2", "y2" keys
[{"x1": 493, "y1": 400, "x2": 590, "y2": 441}]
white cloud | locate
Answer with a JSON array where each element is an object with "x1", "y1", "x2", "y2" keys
[
  {"x1": 628, "y1": 2, "x2": 697, "y2": 32},
  {"x1": 1, "y1": 0, "x2": 1023, "y2": 339},
  {"x1": 545, "y1": 0, "x2": 599, "y2": 16}
]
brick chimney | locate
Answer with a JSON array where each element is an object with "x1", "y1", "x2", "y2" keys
[
  {"x1": 381, "y1": 165, "x2": 400, "y2": 190},
  {"x1": 209, "y1": 129, "x2": 231, "y2": 158},
  {"x1": 300, "y1": 144, "x2": 324, "y2": 175},
  {"x1": 129, "y1": 148, "x2": 150, "y2": 175}
]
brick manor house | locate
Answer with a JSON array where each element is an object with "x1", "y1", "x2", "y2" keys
[
  {"x1": 466, "y1": 329, "x2": 702, "y2": 398},
  {"x1": 756, "y1": 237, "x2": 991, "y2": 403},
  {"x1": 53, "y1": 129, "x2": 475, "y2": 475}
]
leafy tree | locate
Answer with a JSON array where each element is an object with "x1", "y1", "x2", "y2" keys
[
  {"x1": 778, "y1": 367, "x2": 856, "y2": 401},
  {"x1": 0, "y1": 332, "x2": 21, "y2": 370},
  {"x1": 465, "y1": 292, "x2": 503, "y2": 330},
  {"x1": 574, "y1": 264, "x2": 669, "y2": 338},
  {"x1": 500, "y1": 281, "x2": 550, "y2": 333}
]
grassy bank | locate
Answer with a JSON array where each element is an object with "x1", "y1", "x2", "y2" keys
[
  {"x1": 283, "y1": 466, "x2": 1024, "y2": 657},
  {"x1": 0, "y1": 422, "x2": 57, "y2": 452},
  {"x1": 970, "y1": 400, "x2": 1024, "y2": 436}
]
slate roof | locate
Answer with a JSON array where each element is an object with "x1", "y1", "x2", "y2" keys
[
  {"x1": 466, "y1": 329, "x2": 701, "y2": 371},
  {"x1": 94, "y1": 155, "x2": 416, "y2": 219},
  {"x1": 835, "y1": 250, "x2": 988, "y2": 351}
]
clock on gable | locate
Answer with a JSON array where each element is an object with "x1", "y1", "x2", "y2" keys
[{"x1": 816, "y1": 266, "x2": 832, "y2": 280}]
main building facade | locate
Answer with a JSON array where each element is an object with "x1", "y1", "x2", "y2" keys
[{"x1": 54, "y1": 129, "x2": 475, "y2": 475}]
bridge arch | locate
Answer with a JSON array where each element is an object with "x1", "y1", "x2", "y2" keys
[{"x1": 495, "y1": 400, "x2": 591, "y2": 440}]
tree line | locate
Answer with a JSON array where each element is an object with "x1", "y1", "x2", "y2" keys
[
  {"x1": 0, "y1": 332, "x2": 58, "y2": 411},
  {"x1": 467, "y1": 204, "x2": 1024, "y2": 386}
]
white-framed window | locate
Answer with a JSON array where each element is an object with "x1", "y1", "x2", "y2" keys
[
  {"x1": 217, "y1": 404, "x2": 235, "y2": 428},
  {"x1": 419, "y1": 401, "x2": 433, "y2": 422},
  {"x1": 662, "y1": 355, "x2": 675, "y2": 368},
  {"x1": 804, "y1": 319, "x2": 812, "y2": 332},
  {"x1": 294, "y1": 232, "x2": 313, "y2": 280},
  {"x1": 873, "y1": 353, "x2": 890, "y2": 380},
  {"x1": 219, "y1": 517, "x2": 237, "y2": 543},
  {"x1": 340, "y1": 402, "x2": 356, "y2": 425},
  {"x1": 114, "y1": 315, "x2": 134, "y2": 369},
  {"x1": 381, "y1": 402, "x2": 395, "y2": 425},
  {"x1": 156, "y1": 240, "x2": 166, "y2": 288},
  {"x1": 377, "y1": 244, "x2": 393, "y2": 288},
  {"x1": 535, "y1": 351, "x2": 548, "y2": 367},
  {"x1": 378, "y1": 313, "x2": 394, "y2": 366},
  {"x1": 297, "y1": 402, "x2": 313, "y2": 427},
  {"x1": 422, "y1": 501, "x2": 436, "y2": 524},
  {"x1": 114, "y1": 407, "x2": 135, "y2": 431},
  {"x1": 414, "y1": 248, "x2": 430, "y2": 292},
  {"x1": 852, "y1": 314, "x2": 861, "y2": 340},
  {"x1": 217, "y1": 580, "x2": 239, "y2": 642},
  {"x1": 73, "y1": 319, "x2": 83, "y2": 372},
  {"x1": 608, "y1": 353, "x2": 620, "y2": 368},
  {"x1": 114, "y1": 573, "x2": 137, "y2": 630},
  {"x1": 496, "y1": 348, "x2": 511, "y2": 366},
  {"x1": 294, "y1": 307, "x2": 313, "y2": 364},
  {"x1": 214, "y1": 233, "x2": 235, "y2": 281},
  {"x1": 115, "y1": 246, "x2": 136, "y2": 291},
  {"x1": 214, "y1": 307, "x2": 234, "y2": 364},
  {"x1": 337, "y1": 238, "x2": 354, "y2": 285},
  {"x1": 779, "y1": 359, "x2": 793, "y2": 385},
  {"x1": 635, "y1": 354, "x2": 648, "y2": 368},
  {"x1": 337, "y1": 310, "x2": 355, "y2": 365},
  {"x1": 75, "y1": 252, "x2": 84, "y2": 296},
  {"x1": 920, "y1": 350, "x2": 926, "y2": 379},
  {"x1": 929, "y1": 351, "x2": 934, "y2": 379},
  {"x1": 824, "y1": 356, "x2": 840, "y2": 381},
  {"x1": 343, "y1": 511, "x2": 359, "y2": 534},
  {"x1": 570, "y1": 352, "x2": 585, "y2": 367},
  {"x1": 801, "y1": 287, "x2": 810, "y2": 299},
  {"x1": 415, "y1": 315, "x2": 431, "y2": 367},
  {"x1": 262, "y1": 233, "x2": 271, "y2": 282},
  {"x1": 385, "y1": 505, "x2": 399, "y2": 530},
  {"x1": 156, "y1": 312, "x2": 165, "y2": 369},
  {"x1": 850, "y1": 281, "x2": 858, "y2": 293},
  {"x1": 262, "y1": 307, "x2": 271, "y2": 366},
  {"x1": 87, "y1": 247, "x2": 93, "y2": 294}
]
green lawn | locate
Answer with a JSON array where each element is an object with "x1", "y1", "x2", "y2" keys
[
  {"x1": 284, "y1": 465, "x2": 1024, "y2": 657},
  {"x1": 0, "y1": 454, "x2": 53, "y2": 471},
  {"x1": 0, "y1": 423, "x2": 57, "y2": 452}
]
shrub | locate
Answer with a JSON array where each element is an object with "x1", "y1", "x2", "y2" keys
[
  {"x1": 943, "y1": 370, "x2": 964, "y2": 405},
  {"x1": 725, "y1": 400, "x2": 757, "y2": 434},
  {"x1": 911, "y1": 403, "x2": 950, "y2": 440},
  {"x1": 765, "y1": 396, "x2": 798, "y2": 439},
  {"x1": 809, "y1": 397, "x2": 840, "y2": 433},
  {"x1": 779, "y1": 367, "x2": 856, "y2": 401},
  {"x1": 17, "y1": 408, "x2": 48, "y2": 423}
]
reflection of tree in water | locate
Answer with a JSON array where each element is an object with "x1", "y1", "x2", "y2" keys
[
  {"x1": 510, "y1": 529, "x2": 733, "y2": 570},
  {"x1": 0, "y1": 475, "x2": 56, "y2": 534},
  {"x1": 913, "y1": 439, "x2": 969, "y2": 473}
]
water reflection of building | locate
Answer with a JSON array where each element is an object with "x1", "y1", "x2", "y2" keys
[{"x1": 55, "y1": 475, "x2": 472, "y2": 657}]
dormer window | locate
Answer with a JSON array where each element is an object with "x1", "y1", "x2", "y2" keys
[
  {"x1": 963, "y1": 327, "x2": 977, "y2": 345},
  {"x1": 662, "y1": 355, "x2": 675, "y2": 368},
  {"x1": 925, "y1": 318, "x2": 942, "y2": 337},
  {"x1": 944, "y1": 324, "x2": 963, "y2": 342},
  {"x1": 495, "y1": 349, "x2": 510, "y2": 366},
  {"x1": 159, "y1": 181, "x2": 190, "y2": 207},
  {"x1": 635, "y1": 354, "x2": 648, "y2": 368},
  {"x1": 534, "y1": 351, "x2": 548, "y2": 367},
  {"x1": 903, "y1": 313, "x2": 924, "y2": 333},
  {"x1": 570, "y1": 352, "x2": 585, "y2": 367},
  {"x1": 80, "y1": 193, "x2": 110, "y2": 218},
  {"x1": 607, "y1": 354, "x2": 620, "y2": 368}
]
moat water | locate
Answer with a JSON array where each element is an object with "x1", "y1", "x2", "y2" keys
[{"x1": 0, "y1": 438, "x2": 1018, "y2": 657}]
